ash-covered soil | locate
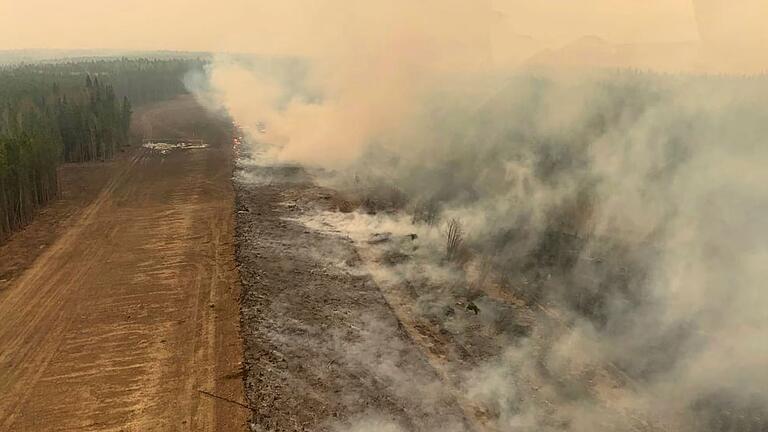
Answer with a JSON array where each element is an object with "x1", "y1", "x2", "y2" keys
[
  {"x1": 235, "y1": 167, "x2": 471, "y2": 431},
  {"x1": 234, "y1": 160, "x2": 768, "y2": 432}
]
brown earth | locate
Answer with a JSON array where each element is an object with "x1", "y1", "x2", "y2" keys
[
  {"x1": 0, "y1": 160, "x2": 117, "y2": 291},
  {"x1": 0, "y1": 96, "x2": 248, "y2": 431}
]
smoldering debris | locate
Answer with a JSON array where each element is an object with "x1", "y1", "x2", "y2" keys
[
  {"x1": 268, "y1": 71, "x2": 768, "y2": 432},
  {"x1": 142, "y1": 139, "x2": 208, "y2": 154},
  {"x1": 235, "y1": 159, "x2": 476, "y2": 432},
  {"x1": 197, "y1": 10, "x2": 768, "y2": 428},
  {"x1": 293, "y1": 208, "x2": 657, "y2": 431},
  {"x1": 367, "y1": 232, "x2": 393, "y2": 245}
]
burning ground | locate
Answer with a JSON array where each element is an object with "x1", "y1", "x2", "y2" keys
[
  {"x1": 234, "y1": 162, "x2": 671, "y2": 431},
  {"x1": 189, "y1": 2, "x2": 768, "y2": 430},
  {"x1": 234, "y1": 159, "x2": 472, "y2": 431},
  {"x1": 227, "y1": 69, "x2": 768, "y2": 432}
]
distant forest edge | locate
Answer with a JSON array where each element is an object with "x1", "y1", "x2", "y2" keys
[{"x1": 0, "y1": 58, "x2": 205, "y2": 242}]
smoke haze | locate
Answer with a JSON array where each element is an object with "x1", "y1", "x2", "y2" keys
[
  {"x1": 278, "y1": 74, "x2": 767, "y2": 431},
  {"x1": 182, "y1": 1, "x2": 768, "y2": 430},
  {"x1": 1, "y1": 1, "x2": 766, "y2": 430}
]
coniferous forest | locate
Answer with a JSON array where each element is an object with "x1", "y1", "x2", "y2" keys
[{"x1": 0, "y1": 58, "x2": 203, "y2": 241}]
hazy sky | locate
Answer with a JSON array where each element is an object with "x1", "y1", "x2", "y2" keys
[
  {"x1": 1, "y1": 0, "x2": 765, "y2": 72},
  {"x1": 0, "y1": 0, "x2": 699, "y2": 51}
]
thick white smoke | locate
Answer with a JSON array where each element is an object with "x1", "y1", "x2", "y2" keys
[
  {"x1": 285, "y1": 72, "x2": 768, "y2": 430},
  {"x1": 188, "y1": 2, "x2": 768, "y2": 430}
]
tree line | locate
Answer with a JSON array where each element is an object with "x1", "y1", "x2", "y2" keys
[{"x1": 0, "y1": 58, "x2": 201, "y2": 242}]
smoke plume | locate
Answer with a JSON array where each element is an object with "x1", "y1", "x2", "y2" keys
[{"x1": 190, "y1": 1, "x2": 768, "y2": 430}]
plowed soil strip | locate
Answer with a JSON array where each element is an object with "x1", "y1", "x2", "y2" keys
[{"x1": 0, "y1": 112, "x2": 246, "y2": 431}]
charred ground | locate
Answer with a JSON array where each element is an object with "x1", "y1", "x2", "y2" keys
[{"x1": 235, "y1": 164, "x2": 472, "y2": 431}]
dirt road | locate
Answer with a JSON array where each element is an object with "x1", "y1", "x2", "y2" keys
[{"x1": 0, "y1": 98, "x2": 247, "y2": 431}]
